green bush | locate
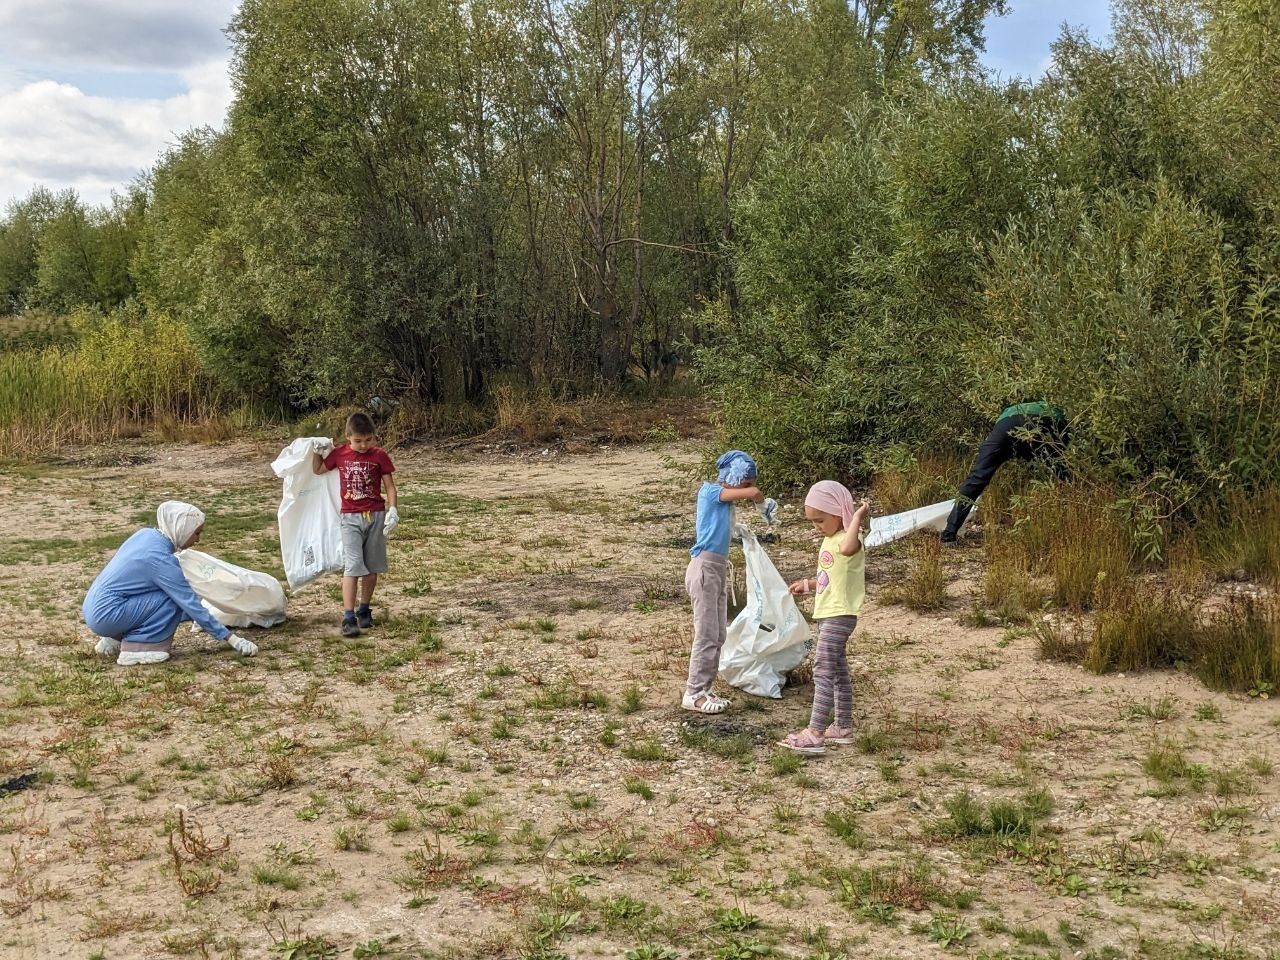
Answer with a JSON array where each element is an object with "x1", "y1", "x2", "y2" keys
[
  {"x1": 697, "y1": 82, "x2": 1034, "y2": 487},
  {"x1": 972, "y1": 183, "x2": 1280, "y2": 512},
  {"x1": 700, "y1": 55, "x2": 1279, "y2": 525}
]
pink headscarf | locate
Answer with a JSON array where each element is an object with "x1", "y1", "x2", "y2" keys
[{"x1": 805, "y1": 480, "x2": 855, "y2": 529}]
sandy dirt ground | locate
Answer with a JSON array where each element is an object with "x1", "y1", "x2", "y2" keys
[{"x1": 0, "y1": 439, "x2": 1276, "y2": 960}]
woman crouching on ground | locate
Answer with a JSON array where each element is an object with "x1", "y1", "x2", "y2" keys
[{"x1": 83, "y1": 501, "x2": 258, "y2": 666}]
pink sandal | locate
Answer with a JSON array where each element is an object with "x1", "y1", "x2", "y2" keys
[
  {"x1": 823, "y1": 725, "x2": 855, "y2": 745},
  {"x1": 777, "y1": 729, "x2": 826, "y2": 755}
]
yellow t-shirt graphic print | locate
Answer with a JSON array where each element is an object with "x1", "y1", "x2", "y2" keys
[{"x1": 813, "y1": 532, "x2": 865, "y2": 619}]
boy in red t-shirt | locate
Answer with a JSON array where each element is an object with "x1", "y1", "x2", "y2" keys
[{"x1": 312, "y1": 412, "x2": 399, "y2": 637}]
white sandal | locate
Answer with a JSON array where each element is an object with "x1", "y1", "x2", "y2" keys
[{"x1": 682, "y1": 690, "x2": 728, "y2": 714}]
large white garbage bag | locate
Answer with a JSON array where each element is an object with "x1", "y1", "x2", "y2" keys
[
  {"x1": 719, "y1": 527, "x2": 811, "y2": 698},
  {"x1": 864, "y1": 498, "x2": 977, "y2": 549},
  {"x1": 271, "y1": 437, "x2": 343, "y2": 589},
  {"x1": 178, "y1": 549, "x2": 287, "y2": 628}
]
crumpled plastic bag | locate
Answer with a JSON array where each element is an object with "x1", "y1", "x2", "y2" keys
[
  {"x1": 271, "y1": 437, "x2": 343, "y2": 589},
  {"x1": 178, "y1": 549, "x2": 287, "y2": 628},
  {"x1": 864, "y1": 498, "x2": 977, "y2": 549},
  {"x1": 719, "y1": 527, "x2": 810, "y2": 698}
]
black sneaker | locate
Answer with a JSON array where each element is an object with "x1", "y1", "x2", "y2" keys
[
  {"x1": 356, "y1": 605, "x2": 374, "y2": 630},
  {"x1": 341, "y1": 615, "x2": 361, "y2": 638}
]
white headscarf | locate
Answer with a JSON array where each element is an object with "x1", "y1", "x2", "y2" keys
[{"x1": 156, "y1": 501, "x2": 205, "y2": 549}]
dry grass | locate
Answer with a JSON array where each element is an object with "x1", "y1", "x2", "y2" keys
[
  {"x1": 491, "y1": 385, "x2": 711, "y2": 446},
  {"x1": 1192, "y1": 489, "x2": 1280, "y2": 585},
  {"x1": 492, "y1": 383, "x2": 587, "y2": 442},
  {"x1": 1085, "y1": 584, "x2": 1198, "y2": 674},
  {"x1": 893, "y1": 536, "x2": 947, "y2": 611},
  {"x1": 380, "y1": 398, "x2": 494, "y2": 445},
  {"x1": 975, "y1": 481, "x2": 1136, "y2": 611},
  {"x1": 873, "y1": 453, "x2": 963, "y2": 515},
  {"x1": 1187, "y1": 595, "x2": 1280, "y2": 694},
  {"x1": 1017, "y1": 484, "x2": 1133, "y2": 610},
  {"x1": 981, "y1": 544, "x2": 1047, "y2": 623},
  {"x1": 1064, "y1": 585, "x2": 1277, "y2": 696},
  {"x1": 1035, "y1": 616, "x2": 1090, "y2": 663},
  {"x1": 0, "y1": 306, "x2": 236, "y2": 456}
]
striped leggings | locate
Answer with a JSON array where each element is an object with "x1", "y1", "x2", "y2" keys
[{"x1": 810, "y1": 615, "x2": 857, "y2": 731}]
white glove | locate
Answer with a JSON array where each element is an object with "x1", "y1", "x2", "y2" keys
[
  {"x1": 758, "y1": 498, "x2": 779, "y2": 525},
  {"x1": 314, "y1": 437, "x2": 334, "y2": 456},
  {"x1": 383, "y1": 506, "x2": 400, "y2": 534},
  {"x1": 94, "y1": 636, "x2": 121, "y2": 656},
  {"x1": 226, "y1": 633, "x2": 258, "y2": 657}
]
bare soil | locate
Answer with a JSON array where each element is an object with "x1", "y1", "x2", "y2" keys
[{"x1": 0, "y1": 439, "x2": 1276, "y2": 960}]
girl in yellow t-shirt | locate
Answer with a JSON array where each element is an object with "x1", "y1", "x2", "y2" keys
[{"x1": 778, "y1": 480, "x2": 870, "y2": 756}]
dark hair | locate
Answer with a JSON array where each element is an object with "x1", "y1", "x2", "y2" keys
[{"x1": 345, "y1": 412, "x2": 376, "y2": 437}]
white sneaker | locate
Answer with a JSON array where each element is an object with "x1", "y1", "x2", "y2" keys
[
  {"x1": 93, "y1": 636, "x2": 121, "y2": 656},
  {"x1": 117, "y1": 650, "x2": 170, "y2": 666}
]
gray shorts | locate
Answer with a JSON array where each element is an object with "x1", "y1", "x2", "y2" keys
[{"x1": 340, "y1": 511, "x2": 388, "y2": 577}]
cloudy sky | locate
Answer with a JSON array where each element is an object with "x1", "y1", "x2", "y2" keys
[{"x1": 0, "y1": 0, "x2": 1113, "y2": 210}]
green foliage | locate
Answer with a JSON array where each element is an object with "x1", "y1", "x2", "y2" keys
[
  {"x1": 698, "y1": 80, "x2": 1037, "y2": 486},
  {"x1": 0, "y1": 188, "x2": 55, "y2": 313},
  {"x1": 700, "y1": 8, "x2": 1279, "y2": 514},
  {"x1": 1142, "y1": 738, "x2": 1200, "y2": 788},
  {"x1": 823, "y1": 804, "x2": 867, "y2": 849},
  {"x1": 0, "y1": 187, "x2": 142, "y2": 315},
  {"x1": 975, "y1": 184, "x2": 1279, "y2": 503},
  {"x1": 0, "y1": 0, "x2": 1273, "y2": 533},
  {"x1": 925, "y1": 912, "x2": 971, "y2": 948}
]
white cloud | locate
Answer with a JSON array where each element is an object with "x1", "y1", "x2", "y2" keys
[
  {"x1": 0, "y1": 57, "x2": 234, "y2": 207},
  {"x1": 0, "y1": 1, "x2": 240, "y2": 207},
  {"x1": 0, "y1": 0, "x2": 237, "y2": 71}
]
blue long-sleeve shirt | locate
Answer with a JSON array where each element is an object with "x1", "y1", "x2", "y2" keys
[{"x1": 83, "y1": 528, "x2": 230, "y2": 641}]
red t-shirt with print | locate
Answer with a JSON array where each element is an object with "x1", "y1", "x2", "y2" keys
[{"x1": 323, "y1": 445, "x2": 396, "y2": 513}]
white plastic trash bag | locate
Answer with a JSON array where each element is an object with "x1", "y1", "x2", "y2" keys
[
  {"x1": 272, "y1": 437, "x2": 343, "y2": 589},
  {"x1": 864, "y1": 497, "x2": 977, "y2": 550},
  {"x1": 178, "y1": 549, "x2": 288, "y2": 628},
  {"x1": 719, "y1": 527, "x2": 811, "y2": 698}
]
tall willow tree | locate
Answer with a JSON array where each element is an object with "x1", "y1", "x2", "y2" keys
[
  {"x1": 128, "y1": 0, "x2": 1009, "y2": 404},
  {"x1": 0, "y1": 188, "x2": 55, "y2": 313}
]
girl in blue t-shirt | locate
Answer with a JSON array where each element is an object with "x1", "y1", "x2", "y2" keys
[{"x1": 682, "y1": 450, "x2": 776, "y2": 714}]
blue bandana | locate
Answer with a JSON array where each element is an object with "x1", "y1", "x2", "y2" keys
[{"x1": 716, "y1": 449, "x2": 757, "y2": 486}]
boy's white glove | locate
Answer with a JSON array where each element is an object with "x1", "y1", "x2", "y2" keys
[
  {"x1": 758, "y1": 498, "x2": 779, "y2": 525},
  {"x1": 383, "y1": 506, "x2": 400, "y2": 533},
  {"x1": 314, "y1": 438, "x2": 334, "y2": 456},
  {"x1": 226, "y1": 633, "x2": 258, "y2": 657}
]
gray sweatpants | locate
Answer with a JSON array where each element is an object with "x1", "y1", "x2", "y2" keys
[{"x1": 685, "y1": 551, "x2": 729, "y2": 694}]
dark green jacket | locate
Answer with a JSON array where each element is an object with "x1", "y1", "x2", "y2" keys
[{"x1": 998, "y1": 401, "x2": 1065, "y2": 423}]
